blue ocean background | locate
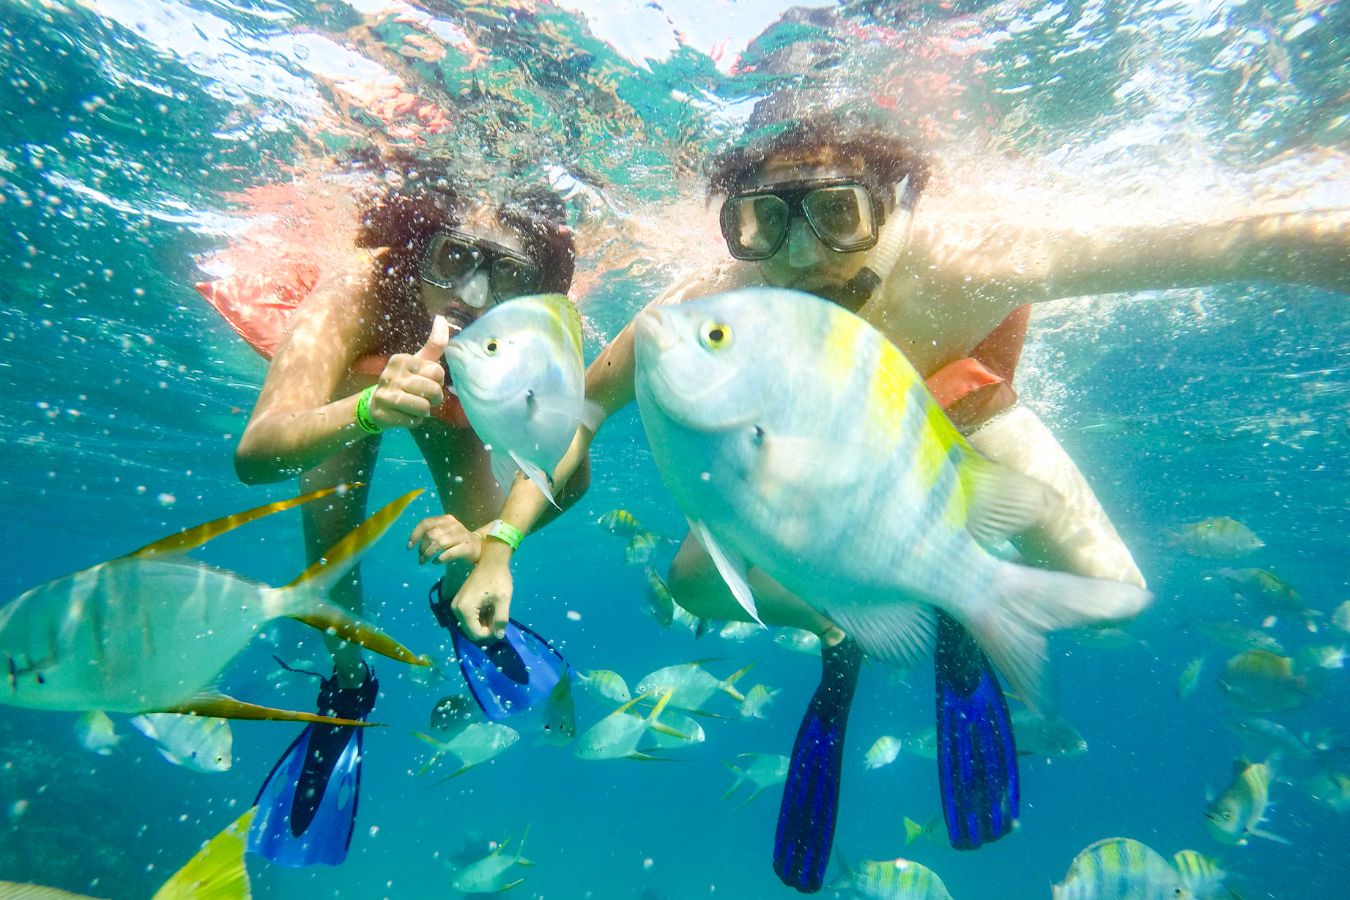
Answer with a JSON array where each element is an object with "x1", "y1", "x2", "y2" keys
[{"x1": 1, "y1": 0, "x2": 1347, "y2": 896}]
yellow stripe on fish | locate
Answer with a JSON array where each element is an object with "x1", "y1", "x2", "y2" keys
[{"x1": 820, "y1": 303, "x2": 867, "y2": 388}]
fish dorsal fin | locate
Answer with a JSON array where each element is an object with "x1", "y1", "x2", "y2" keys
[
  {"x1": 688, "y1": 519, "x2": 763, "y2": 625},
  {"x1": 546, "y1": 293, "x2": 584, "y2": 359},
  {"x1": 285, "y1": 488, "x2": 422, "y2": 590},
  {"x1": 958, "y1": 455, "x2": 1060, "y2": 550},
  {"x1": 125, "y1": 484, "x2": 350, "y2": 559},
  {"x1": 150, "y1": 807, "x2": 254, "y2": 900},
  {"x1": 155, "y1": 691, "x2": 381, "y2": 727}
]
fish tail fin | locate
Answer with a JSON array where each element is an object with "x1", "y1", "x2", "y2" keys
[
  {"x1": 282, "y1": 489, "x2": 424, "y2": 595},
  {"x1": 151, "y1": 807, "x2": 253, "y2": 900},
  {"x1": 967, "y1": 564, "x2": 1152, "y2": 712},
  {"x1": 272, "y1": 490, "x2": 427, "y2": 666},
  {"x1": 902, "y1": 816, "x2": 927, "y2": 844},
  {"x1": 720, "y1": 662, "x2": 755, "y2": 702}
]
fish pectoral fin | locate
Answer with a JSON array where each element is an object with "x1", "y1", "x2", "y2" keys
[
  {"x1": 157, "y1": 693, "x2": 380, "y2": 727},
  {"x1": 126, "y1": 484, "x2": 350, "y2": 559},
  {"x1": 959, "y1": 456, "x2": 1061, "y2": 550},
  {"x1": 1247, "y1": 826, "x2": 1291, "y2": 845},
  {"x1": 824, "y1": 603, "x2": 935, "y2": 670},
  {"x1": 688, "y1": 520, "x2": 763, "y2": 625},
  {"x1": 509, "y1": 450, "x2": 560, "y2": 509}
]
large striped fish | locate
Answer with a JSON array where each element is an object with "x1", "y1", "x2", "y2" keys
[
  {"x1": 632, "y1": 288, "x2": 1151, "y2": 710},
  {"x1": 836, "y1": 854, "x2": 953, "y2": 899},
  {"x1": 0, "y1": 487, "x2": 427, "y2": 723},
  {"x1": 446, "y1": 294, "x2": 599, "y2": 506},
  {"x1": 1052, "y1": 837, "x2": 1192, "y2": 900}
]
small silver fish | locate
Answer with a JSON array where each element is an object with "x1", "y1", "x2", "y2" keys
[
  {"x1": 635, "y1": 660, "x2": 754, "y2": 712},
  {"x1": 721, "y1": 753, "x2": 789, "y2": 807},
  {"x1": 129, "y1": 713, "x2": 232, "y2": 773},
  {"x1": 719, "y1": 621, "x2": 761, "y2": 642},
  {"x1": 574, "y1": 689, "x2": 687, "y2": 761},
  {"x1": 415, "y1": 722, "x2": 520, "y2": 779},
  {"x1": 451, "y1": 828, "x2": 532, "y2": 893},
  {"x1": 774, "y1": 629, "x2": 822, "y2": 656},
  {"x1": 1012, "y1": 710, "x2": 1089, "y2": 759}
]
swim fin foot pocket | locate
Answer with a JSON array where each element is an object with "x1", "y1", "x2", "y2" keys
[
  {"x1": 934, "y1": 610, "x2": 1019, "y2": 850},
  {"x1": 247, "y1": 663, "x2": 377, "y2": 867},
  {"x1": 773, "y1": 635, "x2": 863, "y2": 893},
  {"x1": 434, "y1": 579, "x2": 569, "y2": 722}
]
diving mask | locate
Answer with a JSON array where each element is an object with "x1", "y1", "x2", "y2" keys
[
  {"x1": 418, "y1": 229, "x2": 543, "y2": 307},
  {"x1": 719, "y1": 178, "x2": 885, "y2": 261}
]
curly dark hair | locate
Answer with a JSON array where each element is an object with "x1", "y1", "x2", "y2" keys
[
  {"x1": 354, "y1": 153, "x2": 574, "y2": 299},
  {"x1": 706, "y1": 109, "x2": 929, "y2": 205}
]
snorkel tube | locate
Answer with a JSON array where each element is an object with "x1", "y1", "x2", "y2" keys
[{"x1": 836, "y1": 172, "x2": 921, "y2": 309}]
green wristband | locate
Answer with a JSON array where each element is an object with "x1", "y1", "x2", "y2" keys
[
  {"x1": 354, "y1": 385, "x2": 382, "y2": 435},
  {"x1": 485, "y1": 519, "x2": 524, "y2": 551}
]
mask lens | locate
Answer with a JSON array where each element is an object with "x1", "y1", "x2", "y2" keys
[
  {"x1": 491, "y1": 257, "x2": 542, "y2": 301},
  {"x1": 722, "y1": 194, "x2": 789, "y2": 260},
  {"x1": 802, "y1": 184, "x2": 875, "y2": 251},
  {"x1": 424, "y1": 235, "x2": 483, "y2": 288}
]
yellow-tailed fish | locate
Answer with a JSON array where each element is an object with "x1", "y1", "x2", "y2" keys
[
  {"x1": 632, "y1": 289, "x2": 1151, "y2": 709},
  {"x1": 624, "y1": 530, "x2": 659, "y2": 566},
  {"x1": 576, "y1": 669, "x2": 632, "y2": 704},
  {"x1": 1206, "y1": 759, "x2": 1286, "y2": 845},
  {"x1": 835, "y1": 854, "x2": 954, "y2": 899},
  {"x1": 1171, "y1": 849, "x2": 1228, "y2": 899},
  {"x1": 738, "y1": 683, "x2": 779, "y2": 719},
  {"x1": 74, "y1": 710, "x2": 122, "y2": 757},
  {"x1": 1172, "y1": 517, "x2": 1264, "y2": 559},
  {"x1": 129, "y1": 713, "x2": 232, "y2": 773},
  {"x1": 450, "y1": 827, "x2": 531, "y2": 894},
  {"x1": 598, "y1": 508, "x2": 642, "y2": 536},
  {"x1": 672, "y1": 603, "x2": 711, "y2": 639},
  {"x1": 1218, "y1": 649, "x2": 1314, "y2": 713},
  {"x1": 643, "y1": 567, "x2": 676, "y2": 627},
  {"x1": 445, "y1": 296, "x2": 600, "y2": 506},
  {"x1": 721, "y1": 752, "x2": 789, "y2": 807},
  {"x1": 645, "y1": 705, "x2": 705, "y2": 749},
  {"x1": 1222, "y1": 714, "x2": 1315, "y2": 762},
  {"x1": 1192, "y1": 619, "x2": 1285, "y2": 654},
  {"x1": 414, "y1": 722, "x2": 519, "y2": 780},
  {"x1": 635, "y1": 660, "x2": 754, "y2": 712},
  {"x1": 1052, "y1": 837, "x2": 1192, "y2": 900},
  {"x1": 902, "y1": 815, "x2": 942, "y2": 845},
  {"x1": 1177, "y1": 657, "x2": 1206, "y2": 700},
  {"x1": 0, "y1": 807, "x2": 254, "y2": 899},
  {"x1": 864, "y1": 735, "x2": 903, "y2": 770},
  {"x1": 0, "y1": 488, "x2": 425, "y2": 721},
  {"x1": 574, "y1": 689, "x2": 687, "y2": 761}
]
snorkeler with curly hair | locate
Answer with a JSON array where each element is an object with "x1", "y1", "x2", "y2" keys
[{"x1": 228, "y1": 156, "x2": 584, "y2": 866}]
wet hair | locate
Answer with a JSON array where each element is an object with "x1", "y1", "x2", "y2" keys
[
  {"x1": 706, "y1": 111, "x2": 929, "y2": 205},
  {"x1": 354, "y1": 152, "x2": 575, "y2": 298}
]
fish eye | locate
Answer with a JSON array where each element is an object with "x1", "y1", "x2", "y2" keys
[
  {"x1": 485, "y1": 339, "x2": 499, "y2": 355},
  {"x1": 699, "y1": 321, "x2": 731, "y2": 350}
]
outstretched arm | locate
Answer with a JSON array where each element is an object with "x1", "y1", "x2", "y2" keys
[{"x1": 1037, "y1": 203, "x2": 1350, "y2": 301}]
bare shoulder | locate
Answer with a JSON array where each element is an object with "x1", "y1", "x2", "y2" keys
[{"x1": 652, "y1": 261, "x2": 759, "y2": 307}]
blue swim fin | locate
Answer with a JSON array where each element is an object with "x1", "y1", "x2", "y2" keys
[
  {"x1": 773, "y1": 636, "x2": 862, "y2": 894},
  {"x1": 433, "y1": 580, "x2": 569, "y2": 721},
  {"x1": 247, "y1": 664, "x2": 377, "y2": 867},
  {"x1": 933, "y1": 610, "x2": 1019, "y2": 850}
]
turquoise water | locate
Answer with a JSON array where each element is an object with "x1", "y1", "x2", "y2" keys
[{"x1": 2, "y1": 0, "x2": 1348, "y2": 896}]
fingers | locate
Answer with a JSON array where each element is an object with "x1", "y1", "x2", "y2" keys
[
  {"x1": 453, "y1": 595, "x2": 493, "y2": 641},
  {"x1": 490, "y1": 597, "x2": 510, "y2": 641},
  {"x1": 408, "y1": 516, "x2": 475, "y2": 565},
  {"x1": 416, "y1": 314, "x2": 450, "y2": 362}
]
